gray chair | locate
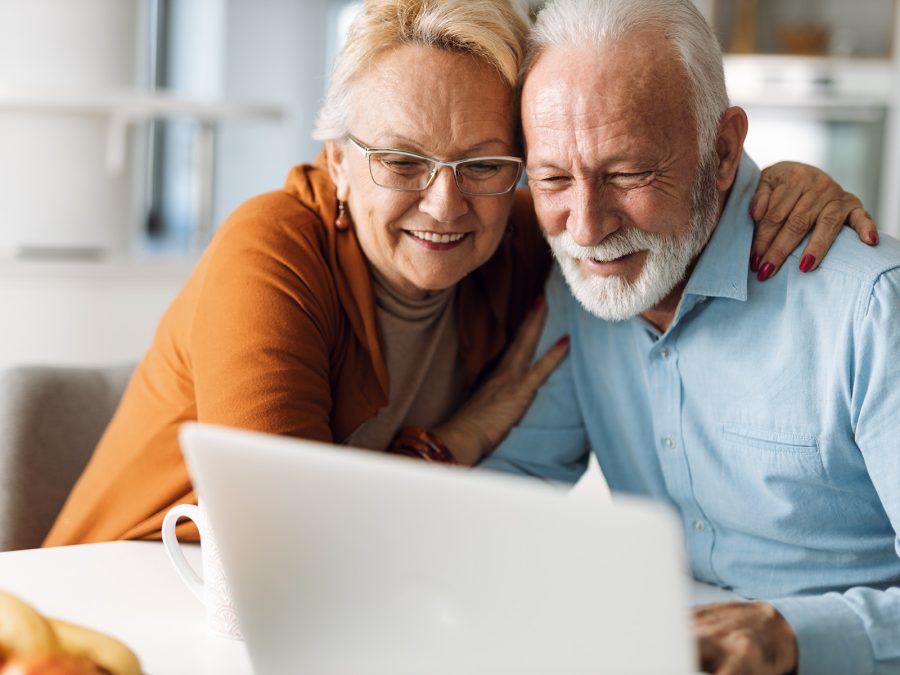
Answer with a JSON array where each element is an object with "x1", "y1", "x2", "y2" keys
[{"x1": 0, "y1": 364, "x2": 133, "y2": 551}]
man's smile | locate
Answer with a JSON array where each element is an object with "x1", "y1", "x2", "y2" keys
[{"x1": 579, "y1": 250, "x2": 646, "y2": 276}]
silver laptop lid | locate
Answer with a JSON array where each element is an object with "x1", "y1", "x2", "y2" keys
[{"x1": 180, "y1": 423, "x2": 695, "y2": 675}]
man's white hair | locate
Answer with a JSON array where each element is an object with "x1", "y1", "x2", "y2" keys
[{"x1": 523, "y1": 0, "x2": 729, "y2": 156}]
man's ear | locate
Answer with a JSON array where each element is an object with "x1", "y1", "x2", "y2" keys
[
  {"x1": 325, "y1": 140, "x2": 350, "y2": 201},
  {"x1": 714, "y1": 106, "x2": 749, "y2": 192}
]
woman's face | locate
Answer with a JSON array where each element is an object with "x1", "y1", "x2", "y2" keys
[{"x1": 328, "y1": 44, "x2": 519, "y2": 299}]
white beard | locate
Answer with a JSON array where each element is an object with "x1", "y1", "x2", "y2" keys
[{"x1": 546, "y1": 159, "x2": 720, "y2": 322}]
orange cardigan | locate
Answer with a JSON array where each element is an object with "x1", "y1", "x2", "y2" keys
[{"x1": 44, "y1": 159, "x2": 551, "y2": 546}]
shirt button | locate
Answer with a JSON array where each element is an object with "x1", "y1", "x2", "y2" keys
[
  {"x1": 693, "y1": 520, "x2": 706, "y2": 531},
  {"x1": 662, "y1": 437, "x2": 675, "y2": 449},
  {"x1": 660, "y1": 348, "x2": 670, "y2": 360}
]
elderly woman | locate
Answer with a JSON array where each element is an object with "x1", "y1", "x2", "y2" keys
[{"x1": 45, "y1": 0, "x2": 876, "y2": 545}]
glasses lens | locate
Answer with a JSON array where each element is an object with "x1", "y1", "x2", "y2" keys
[
  {"x1": 457, "y1": 159, "x2": 521, "y2": 195},
  {"x1": 368, "y1": 152, "x2": 433, "y2": 190}
]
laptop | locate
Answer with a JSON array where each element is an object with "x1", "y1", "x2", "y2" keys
[{"x1": 179, "y1": 422, "x2": 696, "y2": 675}]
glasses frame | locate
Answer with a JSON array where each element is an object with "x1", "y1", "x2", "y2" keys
[{"x1": 346, "y1": 134, "x2": 523, "y2": 196}]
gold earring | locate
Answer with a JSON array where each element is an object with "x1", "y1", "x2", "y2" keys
[{"x1": 335, "y1": 200, "x2": 351, "y2": 231}]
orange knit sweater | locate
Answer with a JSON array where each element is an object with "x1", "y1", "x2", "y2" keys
[{"x1": 44, "y1": 158, "x2": 551, "y2": 545}]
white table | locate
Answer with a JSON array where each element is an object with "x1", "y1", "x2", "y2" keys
[
  {"x1": 0, "y1": 541, "x2": 252, "y2": 675},
  {"x1": 0, "y1": 542, "x2": 739, "y2": 674}
]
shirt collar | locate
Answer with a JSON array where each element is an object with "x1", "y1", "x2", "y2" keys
[{"x1": 682, "y1": 152, "x2": 760, "y2": 304}]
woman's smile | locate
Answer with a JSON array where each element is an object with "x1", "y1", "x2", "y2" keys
[{"x1": 405, "y1": 230, "x2": 470, "y2": 250}]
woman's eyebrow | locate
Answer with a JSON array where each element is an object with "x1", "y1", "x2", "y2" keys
[{"x1": 373, "y1": 134, "x2": 514, "y2": 155}]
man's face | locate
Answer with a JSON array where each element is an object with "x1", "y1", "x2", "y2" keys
[{"x1": 522, "y1": 32, "x2": 721, "y2": 321}]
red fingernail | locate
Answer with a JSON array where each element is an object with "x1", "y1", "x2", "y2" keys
[
  {"x1": 749, "y1": 254, "x2": 761, "y2": 273},
  {"x1": 868, "y1": 231, "x2": 879, "y2": 245},
  {"x1": 532, "y1": 295, "x2": 544, "y2": 311},
  {"x1": 757, "y1": 262, "x2": 775, "y2": 282},
  {"x1": 554, "y1": 335, "x2": 570, "y2": 348},
  {"x1": 799, "y1": 254, "x2": 816, "y2": 273}
]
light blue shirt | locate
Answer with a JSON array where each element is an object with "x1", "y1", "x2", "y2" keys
[{"x1": 481, "y1": 156, "x2": 900, "y2": 675}]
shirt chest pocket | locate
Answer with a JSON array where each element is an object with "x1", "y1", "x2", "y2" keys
[{"x1": 721, "y1": 423, "x2": 827, "y2": 484}]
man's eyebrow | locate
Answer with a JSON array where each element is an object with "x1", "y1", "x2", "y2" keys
[
  {"x1": 527, "y1": 153, "x2": 659, "y2": 172},
  {"x1": 525, "y1": 159, "x2": 567, "y2": 171}
]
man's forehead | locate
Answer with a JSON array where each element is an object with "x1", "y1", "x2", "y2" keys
[
  {"x1": 526, "y1": 37, "x2": 681, "y2": 99},
  {"x1": 521, "y1": 42, "x2": 698, "y2": 168},
  {"x1": 522, "y1": 37, "x2": 690, "y2": 132}
]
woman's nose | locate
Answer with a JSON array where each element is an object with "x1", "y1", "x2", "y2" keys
[{"x1": 418, "y1": 167, "x2": 469, "y2": 223}]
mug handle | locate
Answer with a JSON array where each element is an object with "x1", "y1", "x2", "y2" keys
[{"x1": 161, "y1": 503, "x2": 205, "y2": 602}]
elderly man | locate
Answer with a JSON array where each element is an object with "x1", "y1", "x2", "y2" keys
[{"x1": 480, "y1": 0, "x2": 900, "y2": 674}]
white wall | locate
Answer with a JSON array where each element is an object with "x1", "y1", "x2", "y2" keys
[
  {"x1": 0, "y1": 259, "x2": 191, "y2": 369},
  {"x1": 0, "y1": 1, "x2": 342, "y2": 369},
  {"x1": 0, "y1": 0, "x2": 141, "y2": 255},
  {"x1": 881, "y1": 8, "x2": 900, "y2": 238},
  {"x1": 213, "y1": 0, "x2": 337, "y2": 227}
]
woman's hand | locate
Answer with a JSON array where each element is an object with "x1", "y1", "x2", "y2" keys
[
  {"x1": 434, "y1": 297, "x2": 569, "y2": 466},
  {"x1": 750, "y1": 161, "x2": 878, "y2": 281}
]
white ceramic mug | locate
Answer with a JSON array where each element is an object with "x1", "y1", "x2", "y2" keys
[{"x1": 161, "y1": 501, "x2": 243, "y2": 639}]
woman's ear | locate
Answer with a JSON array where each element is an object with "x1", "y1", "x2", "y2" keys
[
  {"x1": 325, "y1": 140, "x2": 350, "y2": 201},
  {"x1": 714, "y1": 106, "x2": 749, "y2": 192}
]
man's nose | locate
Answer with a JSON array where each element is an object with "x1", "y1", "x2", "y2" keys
[
  {"x1": 418, "y1": 167, "x2": 469, "y2": 223},
  {"x1": 568, "y1": 182, "x2": 620, "y2": 246}
]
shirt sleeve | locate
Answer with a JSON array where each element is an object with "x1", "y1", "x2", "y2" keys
[
  {"x1": 189, "y1": 205, "x2": 337, "y2": 443},
  {"x1": 769, "y1": 268, "x2": 900, "y2": 675},
  {"x1": 478, "y1": 265, "x2": 590, "y2": 485}
]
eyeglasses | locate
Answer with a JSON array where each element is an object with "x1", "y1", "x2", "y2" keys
[{"x1": 346, "y1": 134, "x2": 523, "y2": 196}]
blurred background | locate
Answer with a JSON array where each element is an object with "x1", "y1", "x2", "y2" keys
[{"x1": 1, "y1": 0, "x2": 898, "y2": 368}]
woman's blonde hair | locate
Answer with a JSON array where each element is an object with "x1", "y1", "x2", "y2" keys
[{"x1": 313, "y1": 0, "x2": 530, "y2": 141}]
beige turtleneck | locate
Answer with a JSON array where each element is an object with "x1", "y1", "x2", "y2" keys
[{"x1": 343, "y1": 267, "x2": 466, "y2": 451}]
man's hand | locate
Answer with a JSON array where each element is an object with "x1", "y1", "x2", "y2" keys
[{"x1": 694, "y1": 602, "x2": 798, "y2": 675}]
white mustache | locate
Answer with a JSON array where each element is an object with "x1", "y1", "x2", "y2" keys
[{"x1": 547, "y1": 228, "x2": 663, "y2": 262}]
